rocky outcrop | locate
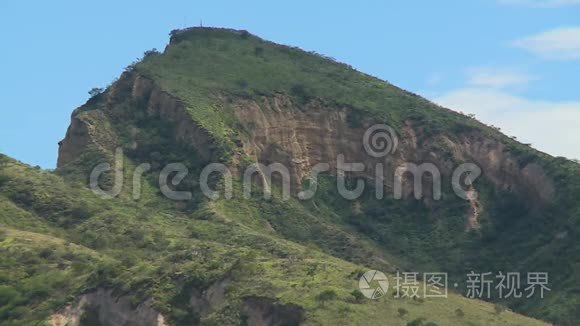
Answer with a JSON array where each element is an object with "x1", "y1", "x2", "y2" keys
[
  {"x1": 465, "y1": 188, "x2": 482, "y2": 231},
  {"x1": 57, "y1": 116, "x2": 91, "y2": 168},
  {"x1": 128, "y1": 75, "x2": 215, "y2": 161},
  {"x1": 242, "y1": 296, "x2": 305, "y2": 326},
  {"x1": 233, "y1": 95, "x2": 392, "y2": 188},
  {"x1": 50, "y1": 288, "x2": 167, "y2": 326},
  {"x1": 50, "y1": 283, "x2": 304, "y2": 326},
  {"x1": 57, "y1": 72, "x2": 555, "y2": 229},
  {"x1": 57, "y1": 73, "x2": 215, "y2": 169},
  {"x1": 442, "y1": 134, "x2": 555, "y2": 203},
  {"x1": 232, "y1": 95, "x2": 554, "y2": 204},
  {"x1": 189, "y1": 277, "x2": 231, "y2": 316}
]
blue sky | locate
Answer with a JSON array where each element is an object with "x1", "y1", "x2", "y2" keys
[{"x1": 1, "y1": 0, "x2": 579, "y2": 168}]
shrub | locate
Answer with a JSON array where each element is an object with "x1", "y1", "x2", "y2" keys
[
  {"x1": 143, "y1": 48, "x2": 160, "y2": 58},
  {"x1": 170, "y1": 308, "x2": 200, "y2": 325},
  {"x1": 0, "y1": 174, "x2": 8, "y2": 187},
  {"x1": 88, "y1": 87, "x2": 104, "y2": 98},
  {"x1": 346, "y1": 112, "x2": 363, "y2": 128},
  {"x1": 38, "y1": 248, "x2": 54, "y2": 259},
  {"x1": 315, "y1": 289, "x2": 337, "y2": 304},
  {"x1": 124, "y1": 62, "x2": 138, "y2": 72},
  {"x1": 235, "y1": 79, "x2": 249, "y2": 89},
  {"x1": 407, "y1": 317, "x2": 426, "y2": 326},
  {"x1": 290, "y1": 84, "x2": 311, "y2": 104},
  {"x1": 350, "y1": 289, "x2": 365, "y2": 303},
  {"x1": 0, "y1": 285, "x2": 21, "y2": 307},
  {"x1": 494, "y1": 303, "x2": 507, "y2": 315},
  {"x1": 349, "y1": 269, "x2": 366, "y2": 280},
  {"x1": 254, "y1": 46, "x2": 264, "y2": 56},
  {"x1": 398, "y1": 308, "x2": 408, "y2": 317}
]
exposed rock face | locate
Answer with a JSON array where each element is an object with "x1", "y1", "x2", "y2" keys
[
  {"x1": 444, "y1": 135, "x2": 555, "y2": 203},
  {"x1": 189, "y1": 277, "x2": 231, "y2": 317},
  {"x1": 242, "y1": 296, "x2": 305, "y2": 326},
  {"x1": 231, "y1": 95, "x2": 554, "y2": 204},
  {"x1": 128, "y1": 75, "x2": 215, "y2": 161},
  {"x1": 50, "y1": 288, "x2": 167, "y2": 326},
  {"x1": 465, "y1": 188, "x2": 482, "y2": 231},
  {"x1": 232, "y1": 95, "x2": 392, "y2": 189},
  {"x1": 57, "y1": 73, "x2": 215, "y2": 169},
  {"x1": 50, "y1": 283, "x2": 304, "y2": 326},
  {"x1": 57, "y1": 72, "x2": 555, "y2": 223},
  {"x1": 57, "y1": 117, "x2": 90, "y2": 168}
]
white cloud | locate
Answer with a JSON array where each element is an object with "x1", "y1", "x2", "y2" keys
[
  {"x1": 466, "y1": 67, "x2": 536, "y2": 89},
  {"x1": 426, "y1": 72, "x2": 444, "y2": 86},
  {"x1": 434, "y1": 88, "x2": 580, "y2": 159},
  {"x1": 499, "y1": 0, "x2": 580, "y2": 7},
  {"x1": 512, "y1": 27, "x2": 580, "y2": 60}
]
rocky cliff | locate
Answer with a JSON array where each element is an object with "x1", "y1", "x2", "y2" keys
[{"x1": 58, "y1": 70, "x2": 555, "y2": 231}]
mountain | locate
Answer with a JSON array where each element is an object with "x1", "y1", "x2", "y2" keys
[{"x1": 1, "y1": 27, "x2": 579, "y2": 325}]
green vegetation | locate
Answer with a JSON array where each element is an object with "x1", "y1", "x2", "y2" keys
[
  {"x1": 315, "y1": 289, "x2": 338, "y2": 305},
  {"x1": 0, "y1": 157, "x2": 545, "y2": 325},
  {"x1": 136, "y1": 28, "x2": 482, "y2": 161},
  {"x1": 88, "y1": 87, "x2": 104, "y2": 98},
  {"x1": 350, "y1": 289, "x2": 365, "y2": 303},
  {"x1": 399, "y1": 308, "x2": 409, "y2": 318},
  {"x1": 3, "y1": 27, "x2": 579, "y2": 325}
]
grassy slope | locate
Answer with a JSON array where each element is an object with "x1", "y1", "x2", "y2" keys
[{"x1": 0, "y1": 151, "x2": 547, "y2": 325}]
